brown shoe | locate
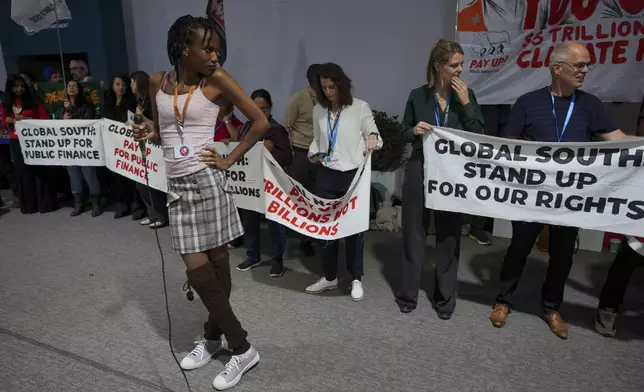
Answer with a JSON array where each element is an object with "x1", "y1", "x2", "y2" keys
[
  {"x1": 490, "y1": 304, "x2": 510, "y2": 328},
  {"x1": 545, "y1": 312, "x2": 568, "y2": 339}
]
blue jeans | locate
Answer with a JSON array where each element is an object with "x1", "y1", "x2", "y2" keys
[
  {"x1": 240, "y1": 209, "x2": 286, "y2": 265},
  {"x1": 67, "y1": 166, "x2": 100, "y2": 196}
]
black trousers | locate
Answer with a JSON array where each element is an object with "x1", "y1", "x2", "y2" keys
[
  {"x1": 496, "y1": 221, "x2": 578, "y2": 312},
  {"x1": 396, "y1": 149, "x2": 463, "y2": 314},
  {"x1": 286, "y1": 147, "x2": 320, "y2": 245},
  {"x1": 135, "y1": 182, "x2": 168, "y2": 222},
  {"x1": 109, "y1": 171, "x2": 144, "y2": 214},
  {"x1": 286, "y1": 147, "x2": 320, "y2": 195},
  {"x1": 316, "y1": 165, "x2": 364, "y2": 281},
  {"x1": 598, "y1": 238, "x2": 643, "y2": 310},
  {"x1": 0, "y1": 143, "x2": 17, "y2": 199},
  {"x1": 9, "y1": 140, "x2": 58, "y2": 214}
]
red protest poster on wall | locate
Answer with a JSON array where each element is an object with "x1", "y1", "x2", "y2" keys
[{"x1": 456, "y1": 0, "x2": 644, "y2": 104}]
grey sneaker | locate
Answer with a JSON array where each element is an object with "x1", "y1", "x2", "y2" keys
[
  {"x1": 595, "y1": 308, "x2": 617, "y2": 337},
  {"x1": 213, "y1": 346, "x2": 260, "y2": 390},
  {"x1": 179, "y1": 338, "x2": 222, "y2": 370}
]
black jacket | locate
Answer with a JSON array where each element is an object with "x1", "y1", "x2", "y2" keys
[{"x1": 402, "y1": 85, "x2": 484, "y2": 149}]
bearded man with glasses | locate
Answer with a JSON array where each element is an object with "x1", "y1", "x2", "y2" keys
[{"x1": 490, "y1": 42, "x2": 639, "y2": 339}]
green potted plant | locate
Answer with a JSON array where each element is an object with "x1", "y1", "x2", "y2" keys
[
  {"x1": 372, "y1": 109, "x2": 406, "y2": 172},
  {"x1": 371, "y1": 109, "x2": 407, "y2": 203}
]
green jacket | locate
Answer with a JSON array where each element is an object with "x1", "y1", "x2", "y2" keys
[{"x1": 402, "y1": 85, "x2": 484, "y2": 149}]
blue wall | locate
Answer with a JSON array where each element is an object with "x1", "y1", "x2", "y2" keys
[{"x1": 0, "y1": 0, "x2": 129, "y2": 82}]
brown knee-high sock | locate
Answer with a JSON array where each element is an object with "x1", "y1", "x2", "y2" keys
[
  {"x1": 211, "y1": 255, "x2": 232, "y2": 298},
  {"x1": 187, "y1": 263, "x2": 250, "y2": 354},
  {"x1": 204, "y1": 255, "x2": 232, "y2": 339}
]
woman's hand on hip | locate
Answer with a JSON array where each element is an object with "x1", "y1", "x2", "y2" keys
[{"x1": 201, "y1": 146, "x2": 232, "y2": 170}]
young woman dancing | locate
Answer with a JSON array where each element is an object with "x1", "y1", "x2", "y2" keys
[{"x1": 131, "y1": 15, "x2": 269, "y2": 390}]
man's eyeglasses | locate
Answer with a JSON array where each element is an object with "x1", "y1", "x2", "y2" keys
[{"x1": 557, "y1": 61, "x2": 593, "y2": 72}]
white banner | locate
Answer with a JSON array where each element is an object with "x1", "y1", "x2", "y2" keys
[
  {"x1": 424, "y1": 127, "x2": 644, "y2": 237},
  {"x1": 11, "y1": 0, "x2": 72, "y2": 33},
  {"x1": 213, "y1": 142, "x2": 264, "y2": 212},
  {"x1": 101, "y1": 119, "x2": 167, "y2": 193},
  {"x1": 15, "y1": 119, "x2": 104, "y2": 166},
  {"x1": 15, "y1": 119, "x2": 375, "y2": 240},
  {"x1": 456, "y1": 0, "x2": 644, "y2": 104},
  {"x1": 262, "y1": 153, "x2": 372, "y2": 240}
]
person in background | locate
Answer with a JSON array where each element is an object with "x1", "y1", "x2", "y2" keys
[
  {"x1": 594, "y1": 236, "x2": 643, "y2": 337},
  {"x1": 70, "y1": 60, "x2": 92, "y2": 83},
  {"x1": 54, "y1": 79, "x2": 102, "y2": 217},
  {"x1": 0, "y1": 89, "x2": 19, "y2": 209},
  {"x1": 43, "y1": 66, "x2": 63, "y2": 83},
  {"x1": 216, "y1": 101, "x2": 245, "y2": 248},
  {"x1": 595, "y1": 96, "x2": 644, "y2": 337},
  {"x1": 104, "y1": 74, "x2": 144, "y2": 219},
  {"x1": 130, "y1": 70, "x2": 168, "y2": 228},
  {"x1": 214, "y1": 101, "x2": 242, "y2": 142},
  {"x1": 1, "y1": 74, "x2": 57, "y2": 214},
  {"x1": 305, "y1": 63, "x2": 382, "y2": 301},
  {"x1": 283, "y1": 63, "x2": 321, "y2": 257},
  {"x1": 235, "y1": 89, "x2": 292, "y2": 277},
  {"x1": 489, "y1": 42, "x2": 639, "y2": 339},
  {"x1": 396, "y1": 39, "x2": 484, "y2": 318}
]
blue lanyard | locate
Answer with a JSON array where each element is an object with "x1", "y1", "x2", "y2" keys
[
  {"x1": 327, "y1": 107, "x2": 342, "y2": 154},
  {"x1": 433, "y1": 92, "x2": 451, "y2": 126},
  {"x1": 550, "y1": 88, "x2": 576, "y2": 142}
]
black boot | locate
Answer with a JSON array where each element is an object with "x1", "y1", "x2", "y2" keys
[
  {"x1": 90, "y1": 196, "x2": 103, "y2": 217},
  {"x1": 70, "y1": 194, "x2": 84, "y2": 217}
]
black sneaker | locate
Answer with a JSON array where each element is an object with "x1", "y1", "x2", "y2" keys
[
  {"x1": 269, "y1": 264, "x2": 284, "y2": 277},
  {"x1": 595, "y1": 308, "x2": 617, "y2": 337},
  {"x1": 469, "y1": 230, "x2": 492, "y2": 246},
  {"x1": 236, "y1": 259, "x2": 261, "y2": 271}
]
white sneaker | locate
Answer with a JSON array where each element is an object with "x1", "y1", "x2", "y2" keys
[
  {"x1": 213, "y1": 346, "x2": 260, "y2": 390},
  {"x1": 351, "y1": 280, "x2": 364, "y2": 301},
  {"x1": 180, "y1": 338, "x2": 222, "y2": 370},
  {"x1": 139, "y1": 217, "x2": 151, "y2": 225},
  {"x1": 305, "y1": 277, "x2": 338, "y2": 294}
]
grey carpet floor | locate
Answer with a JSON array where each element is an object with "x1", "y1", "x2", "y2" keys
[{"x1": 1, "y1": 199, "x2": 643, "y2": 392}]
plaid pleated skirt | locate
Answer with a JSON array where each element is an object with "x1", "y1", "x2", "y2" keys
[{"x1": 167, "y1": 167, "x2": 244, "y2": 254}]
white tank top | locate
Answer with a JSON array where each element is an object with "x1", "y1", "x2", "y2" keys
[{"x1": 156, "y1": 72, "x2": 220, "y2": 179}]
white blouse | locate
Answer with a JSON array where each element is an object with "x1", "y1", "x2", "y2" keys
[{"x1": 308, "y1": 98, "x2": 383, "y2": 172}]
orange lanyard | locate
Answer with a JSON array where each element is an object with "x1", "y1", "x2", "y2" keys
[{"x1": 173, "y1": 84, "x2": 196, "y2": 126}]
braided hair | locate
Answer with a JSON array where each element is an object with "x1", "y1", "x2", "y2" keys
[{"x1": 167, "y1": 15, "x2": 219, "y2": 82}]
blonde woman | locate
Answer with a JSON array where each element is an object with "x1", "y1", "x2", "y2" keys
[{"x1": 396, "y1": 40, "x2": 484, "y2": 318}]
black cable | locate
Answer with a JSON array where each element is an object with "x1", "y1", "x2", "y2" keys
[{"x1": 140, "y1": 138, "x2": 192, "y2": 392}]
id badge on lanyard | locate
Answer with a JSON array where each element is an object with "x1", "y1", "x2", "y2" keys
[
  {"x1": 173, "y1": 83, "x2": 197, "y2": 159},
  {"x1": 433, "y1": 92, "x2": 450, "y2": 127},
  {"x1": 550, "y1": 88, "x2": 576, "y2": 142},
  {"x1": 326, "y1": 108, "x2": 342, "y2": 164}
]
